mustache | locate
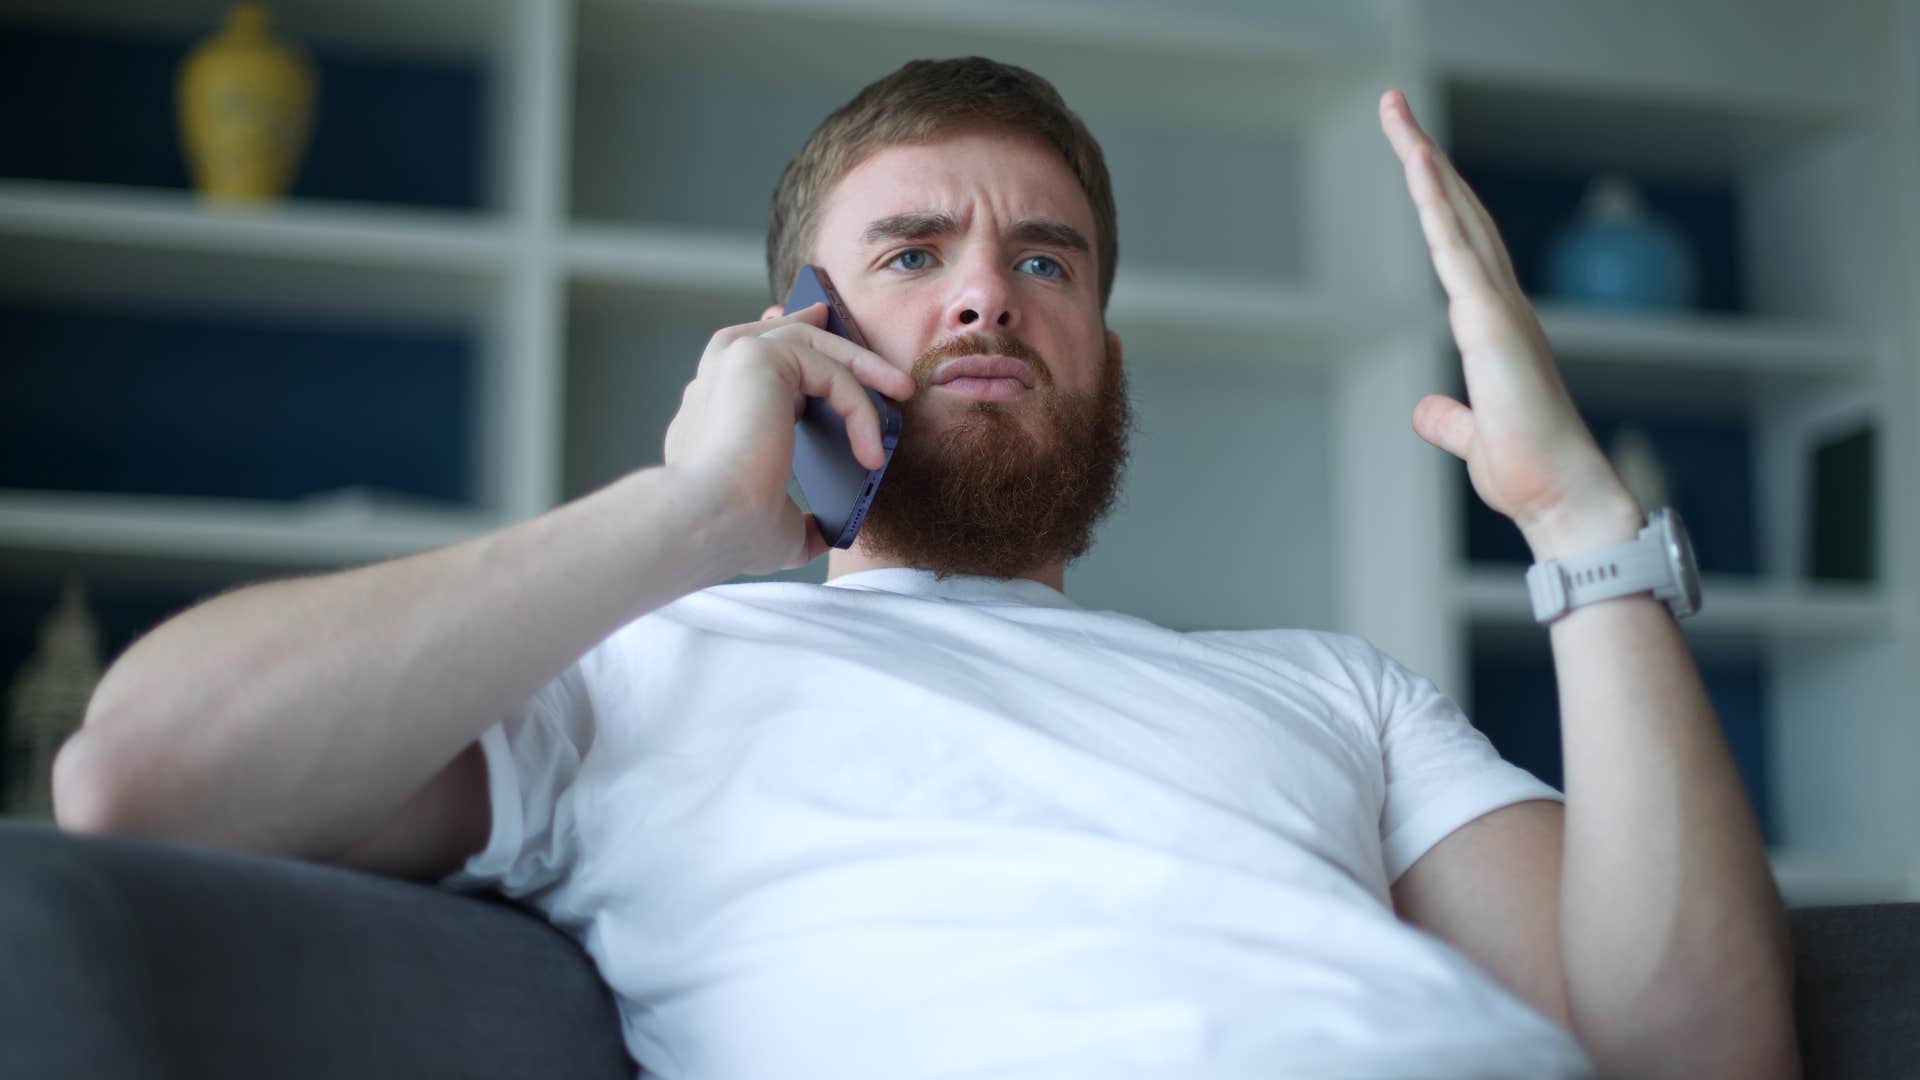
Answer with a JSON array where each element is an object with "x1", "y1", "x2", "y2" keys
[{"x1": 909, "y1": 331, "x2": 1052, "y2": 389}]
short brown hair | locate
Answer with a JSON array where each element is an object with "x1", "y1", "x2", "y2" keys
[{"x1": 766, "y1": 57, "x2": 1118, "y2": 312}]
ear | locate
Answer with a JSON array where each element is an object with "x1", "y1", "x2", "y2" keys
[
  {"x1": 761, "y1": 304, "x2": 784, "y2": 320},
  {"x1": 1105, "y1": 327, "x2": 1124, "y2": 369}
]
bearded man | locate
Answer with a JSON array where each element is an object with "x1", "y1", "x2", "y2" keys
[{"x1": 56, "y1": 57, "x2": 1795, "y2": 1080}]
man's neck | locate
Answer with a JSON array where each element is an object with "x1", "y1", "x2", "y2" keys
[{"x1": 825, "y1": 545, "x2": 1066, "y2": 592}]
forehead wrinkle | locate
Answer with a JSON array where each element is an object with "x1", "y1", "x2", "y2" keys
[
  {"x1": 859, "y1": 209, "x2": 1091, "y2": 257},
  {"x1": 860, "y1": 209, "x2": 963, "y2": 248}
]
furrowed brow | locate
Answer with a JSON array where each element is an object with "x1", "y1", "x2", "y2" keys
[
  {"x1": 859, "y1": 212, "x2": 1091, "y2": 258},
  {"x1": 1009, "y1": 219, "x2": 1091, "y2": 256},
  {"x1": 861, "y1": 211, "x2": 961, "y2": 248}
]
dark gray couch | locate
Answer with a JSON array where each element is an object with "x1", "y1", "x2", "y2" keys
[{"x1": 3, "y1": 820, "x2": 1914, "y2": 1078}]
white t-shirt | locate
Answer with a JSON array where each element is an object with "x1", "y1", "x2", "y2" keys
[{"x1": 445, "y1": 567, "x2": 1591, "y2": 1079}]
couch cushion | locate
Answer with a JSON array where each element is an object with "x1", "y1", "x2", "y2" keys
[
  {"x1": 0, "y1": 821, "x2": 632, "y2": 1080},
  {"x1": 1791, "y1": 903, "x2": 1920, "y2": 1079}
]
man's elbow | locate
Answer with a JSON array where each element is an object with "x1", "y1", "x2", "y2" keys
[
  {"x1": 50, "y1": 727, "x2": 137, "y2": 836},
  {"x1": 1578, "y1": 978, "x2": 1801, "y2": 1080}
]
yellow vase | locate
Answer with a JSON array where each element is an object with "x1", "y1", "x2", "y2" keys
[{"x1": 176, "y1": 3, "x2": 317, "y2": 204}]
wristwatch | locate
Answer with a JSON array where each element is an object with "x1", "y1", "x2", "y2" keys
[{"x1": 1524, "y1": 507, "x2": 1702, "y2": 624}]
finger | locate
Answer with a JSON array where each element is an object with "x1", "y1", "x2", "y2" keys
[
  {"x1": 1381, "y1": 91, "x2": 1520, "y2": 293},
  {"x1": 771, "y1": 337, "x2": 894, "y2": 471},
  {"x1": 760, "y1": 321, "x2": 917, "y2": 401},
  {"x1": 1405, "y1": 146, "x2": 1501, "y2": 304},
  {"x1": 1427, "y1": 149, "x2": 1522, "y2": 293},
  {"x1": 798, "y1": 511, "x2": 830, "y2": 564},
  {"x1": 1411, "y1": 393, "x2": 1476, "y2": 460},
  {"x1": 772, "y1": 505, "x2": 829, "y2": 571},
  {"x1": 1377, "y1": 89, "x2": 1435, "y2": 167}
]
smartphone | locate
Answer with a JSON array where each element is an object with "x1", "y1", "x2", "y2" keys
[{"x1": 783, "y1": 265, "x2": 904, "y2": 549}]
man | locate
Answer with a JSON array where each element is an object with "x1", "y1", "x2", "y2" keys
[{"x1": 54, "y1": 59, "x2": 1796, "y2": 1078}]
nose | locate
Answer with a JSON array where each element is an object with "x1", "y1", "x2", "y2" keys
[{"x1": 940, "y1": 250, "x2": 1018, "y2": 336}]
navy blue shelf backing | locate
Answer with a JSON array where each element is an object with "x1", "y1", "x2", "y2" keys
[
  {"x1": 1808, "y1": 424, "x2": 1876, "y2": 582},
  {"x1": 0, "y1": 23, "x2": 482, "y2": 210},
  {"x1": 1463, "y1": 408, "x2": 1760, "y2": 575},
  {"x1": 0, "y1": 304, "x2": 475, "y2": 505},
  {"x1": 1454, "y1": 160, "x2": 1745, "y2": 315},
  {"x1": 1471, "y1": 639, "x2": 1775, "y2": 845}
]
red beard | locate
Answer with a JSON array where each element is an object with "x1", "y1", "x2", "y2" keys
[{"x1": 854, "y1": 329, "x2": 1133, "y2": 580}]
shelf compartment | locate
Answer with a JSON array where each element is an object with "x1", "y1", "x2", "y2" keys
[
  {"x1": 1443, "y1": 315, "x2": 1886, "y2": 588},
  {"x1": 568, "y1": 0, "x2": 1347, "y2": 284},
  {"x1": 2, "y1": 0, "x2": 521, "y2": 62},
  {"x1": 0, "y1": 7, "x2": 508, "y2": 211},
  {"x1": 573, "y1": 0, "x2": 1378, "y2": 139},
  {"x1": 0, "y1": 181, "x2": 509, "y2": 326},
  {"x1": 589, "y1": 0, "x2": 1386, "y2": 71},
  {"x1": 1441, "y1": 71, "x2": 1884, "y2": 330},
  {"x1": 2, "y1": 298, "x2": 483, "y2": 505},
  {"x1": 1439, "y1": 76, "x2": 1854, "y2": 179}
]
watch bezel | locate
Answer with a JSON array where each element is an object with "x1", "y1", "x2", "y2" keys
[{"x1": 1652, "y1": 507, "x2": 1702, "y2": 618}]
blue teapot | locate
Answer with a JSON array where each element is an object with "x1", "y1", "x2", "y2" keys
[{"x1": 1543, "y1": 173, "x2": 1699, "y2": 310}]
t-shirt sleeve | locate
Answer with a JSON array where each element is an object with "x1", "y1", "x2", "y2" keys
[
  {"x1": 439, "y1": 660, "x2": 598, "y2": 898},
  {"x1": 1371, "y1": 647, "x2": 1562, "y2": 884}
]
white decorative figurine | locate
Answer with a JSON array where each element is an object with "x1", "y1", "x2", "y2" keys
[
  {"x1": 5, "y1": 579, "x2": 105, "y2": 818},
  {"x1": 1609, "y1": 424, "x2": 1672, "y2": 516}
]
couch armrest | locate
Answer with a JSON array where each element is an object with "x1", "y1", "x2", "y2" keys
[
  {"x1": 0, "y1": 821, "x2": 632, "y2": 1080},
  {"x1": 19, "y1": 818, "x2": 1906, "y2": 1079},
  {"x1": 1791, "y1": 902, "x2": 1920, "y2": 1079}
]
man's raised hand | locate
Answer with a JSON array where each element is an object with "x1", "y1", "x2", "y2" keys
[{"x1": 1379, "y1": 89, "x2": 1640, "y2": 559}]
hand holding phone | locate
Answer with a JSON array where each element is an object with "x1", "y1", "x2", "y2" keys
[
  {"x1": 659, "y1": 279, "x2": 910, "y2": 576},
  {"x1": 784, "y1": 265, "x2": 904, "y2": 548}
]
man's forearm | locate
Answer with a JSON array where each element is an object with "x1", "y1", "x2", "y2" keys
[
  {"x1": 1539, "y1": 512, "x2": 1799, "y2": 1077},
  {"x1": 1371, "y1": 87, "x2": 1798, "y2": 1076},
  {"x1": 55, "y1": 464, "x2": 740, "y2": 863}
]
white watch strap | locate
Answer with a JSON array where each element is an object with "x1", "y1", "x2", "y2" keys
[{"x1": 1525, "y1": 522, "x2": 1671, "y2": 622}]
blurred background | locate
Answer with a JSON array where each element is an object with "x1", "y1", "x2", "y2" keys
[{"x1": 0, "y1": 0, "x2": 1915, "y2": 904}]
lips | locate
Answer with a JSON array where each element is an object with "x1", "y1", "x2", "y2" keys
[{"x1": 931, "y1": 354, "x2": 1037, "y2": 389}]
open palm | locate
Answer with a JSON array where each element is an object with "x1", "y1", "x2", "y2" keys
[{"x1": 1378, "y1": 90, "x2": 1628, "y2": 545}]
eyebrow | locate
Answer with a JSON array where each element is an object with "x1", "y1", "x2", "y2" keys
[{"x1": 860, "y1": 210, "x2": 1091, "y2": 256}]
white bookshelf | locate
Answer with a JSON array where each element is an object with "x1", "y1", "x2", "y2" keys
[
  {"x1": 565, "y1": 223, "x2": 766, "y2": 295},
  {"x1": 1459, "y1": 570, "x2": 1894, "y2": 646},
  {"x1": 1771, "y1": 850, "x2": 1920, "y2": 909},
  {"x1": 1532, "y1": 304, "x2": 1883, "y2": 378},
  {"x1": 2, "y1": 0, "x2": 1915, "y2": 901},
  {"x1": 0, "y1": 179, "x2": 511, "y2": 327},
  {"x1": 0, "y1": 179, "x2": 510, "y2": 268},
  {"x1": 0, "y1": 489, "x2": 496, "y2": 569}
]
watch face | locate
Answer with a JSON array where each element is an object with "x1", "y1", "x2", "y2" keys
[{"x1": 1658, "y1": 508, "x2": 1702, "y2": 617}]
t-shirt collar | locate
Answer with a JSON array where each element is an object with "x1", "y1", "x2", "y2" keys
[{"x1": 823, "y1": 567, "x2": 1079, "y2": 610}]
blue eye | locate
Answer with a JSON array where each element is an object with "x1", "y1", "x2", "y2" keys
[
  {"x1": 889, "y1": 249, "x2": 931, "y2": 271},
  {"x1": 1020, "y1": 255, "x2": 1064, "y2": 279}
]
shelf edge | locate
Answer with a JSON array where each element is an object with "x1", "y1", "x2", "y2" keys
[
  {"x1": 0, "y1": 178, "x2": 516, "y2": 273},
  {"x1": 0, "y1": 490, "x2": 500, "y2": 570},
  {"x1": 1455, "y1": 567, "x2": 1892, "y2": 641}
]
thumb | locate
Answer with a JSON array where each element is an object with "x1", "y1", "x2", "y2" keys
[
  {"x1": 1411, "y1": 393, "x2": 1475, "y2": 460},
  {"x1": 797, "y1": 511, "x2": 831, "y2": 565}
]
